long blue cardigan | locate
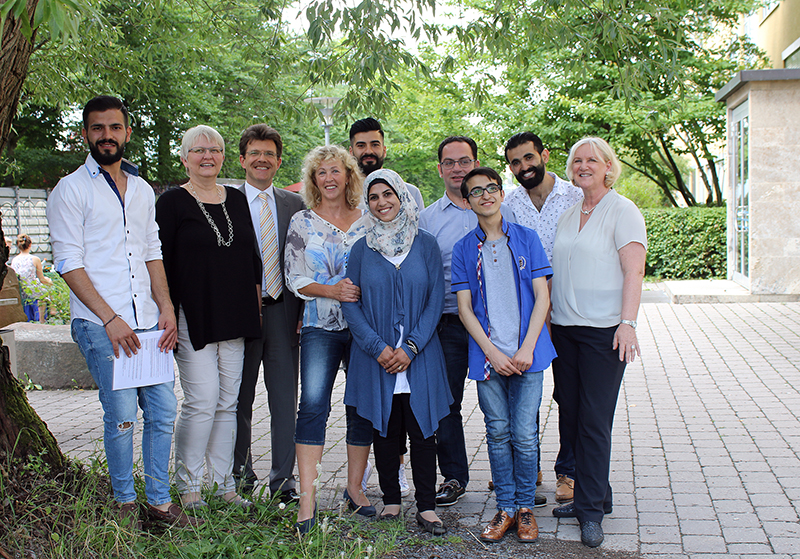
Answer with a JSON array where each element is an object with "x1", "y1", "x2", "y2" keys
[{"x1": 342, "y1": 230, "x2": 453, "y2": 438}]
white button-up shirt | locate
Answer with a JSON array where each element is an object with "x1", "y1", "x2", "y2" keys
[
  {"x1": 47, "y1": 154, "x2": 162, "y2": 328},
  {"x1": 505, "y1": 172, "x2": 583, "y2": 263}
]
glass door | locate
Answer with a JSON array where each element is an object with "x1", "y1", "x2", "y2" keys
[{"x1": 731, "y1": 101, "x2": 749, "y2": 286}]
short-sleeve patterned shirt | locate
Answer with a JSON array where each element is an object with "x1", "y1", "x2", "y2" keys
[{"x1": 505, "y1": 172, "x2": 583, "y2": 263}]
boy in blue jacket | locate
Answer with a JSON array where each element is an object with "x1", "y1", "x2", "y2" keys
[{"x1": 451, "y1": 167, "x2": 556, "y2": 543}]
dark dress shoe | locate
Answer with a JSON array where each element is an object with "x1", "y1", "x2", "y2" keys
[
  {"x1": 534, "y1": 493, "x2": 547, "y2": 507},
  {"x1": 580, "y1": 520, "x2": 604, "y2": 547},
  {"x1": 294, "y1": 504, "x2": 318, "y2": 535},
  {"x1": 275, "y1": 488, "x2": 300, "y2": 504},
  {"x1": 343, "y1": 488, "x2": 376, "y2": 517},
  {"x1": 480, "y1": 510, "x2": 515, "y2": 542},
  {"x1": 416, "y1": 511, "x2": 447, "y2": 536},
  {"x1": 552, "y1": 502, "x2": 612, "y2": 518},
  {"x1": 435, "y1": 479, "x2": 465, "y2": 506},
  {"x1": 146, "y1": 503, "x2": 204, "y2": 527}
]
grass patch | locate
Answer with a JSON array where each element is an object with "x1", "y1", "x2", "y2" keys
[{"x1": 0, "y1": 450, "x2": 412, "y2": 558}]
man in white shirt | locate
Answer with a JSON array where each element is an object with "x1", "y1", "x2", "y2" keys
[
  {"x1": 47, "y1": 95, "x2": 199, "y2": 528},
  {"x1": 504, "y1": 131, "x2": 583, "y2": 504},
  {"x1": 233, "y1": 124, "x2": 305, "y2": 502}
]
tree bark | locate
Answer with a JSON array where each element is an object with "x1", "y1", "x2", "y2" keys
[
  {"x1": 0, "y1": 0, "x2": 39, "y2": 156},
  {"x1": 0, "y1": 215, "x2": 65, "y2": 469}
]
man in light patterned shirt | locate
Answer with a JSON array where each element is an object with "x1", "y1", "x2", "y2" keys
[
  {"x1": 504, "y1": 132, "x2": 582, "y2": 504},
  {"x1": 504, "y1": 132, "x2": 583, "y2": 263}
]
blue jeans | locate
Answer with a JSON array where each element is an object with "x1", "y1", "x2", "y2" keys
[
  {"x1": 477, "y1": 368, "x2": 543, "y2": 514},
  {"x1": 294, "y1": 327, "x2": 372, "y2": 446},
  {"x1": 72, "y1": 319, "x2": 177, "y2": 505},
  {"x1": 435, "y1": 316, "x2": 470, "y2": 487}
]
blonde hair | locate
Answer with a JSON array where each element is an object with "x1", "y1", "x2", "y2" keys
[
  {"x1": 180, "y1": 125, "x2": 225, "y2": 159},
  {"x1": 300, "y1": 145, "x2": 364, "y2": 209},
  {"x1": 565, "y1": 137, "x2": 622, "y2": 188}
]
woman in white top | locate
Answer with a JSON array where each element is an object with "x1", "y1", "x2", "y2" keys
[
  {"x1": 284, "y1": 145, "x2": 375, "y2": 534},
  {"x1": 11, "y1": 234, "x2": 53, "y2": 321},
  {"x1": 549, "y1": 137, "x2": 647, "y2": 548}
]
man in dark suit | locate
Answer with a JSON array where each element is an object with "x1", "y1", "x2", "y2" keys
[{"x1": 233, "y1": 124, "x2": 305, "y2": 502}]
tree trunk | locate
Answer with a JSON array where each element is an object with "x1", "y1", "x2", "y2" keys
[
  {"x1": 0, "y1": 216, "x2": 65, "y2": 469},
  {"x1": 0, "y1": 0, "x2": 39, "y2": 156}
]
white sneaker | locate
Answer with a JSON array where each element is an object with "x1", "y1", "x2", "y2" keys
[
  {"x1": 399, "y1": 462, "x2": 411, "y2": 497},
  {"x1": 362, "y1": 460, "x2": 373, "y2": 493}
]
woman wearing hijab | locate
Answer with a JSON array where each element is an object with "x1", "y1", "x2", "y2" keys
[{"x1": 342, "y1": 169, "x2": 452, "y2": 535}]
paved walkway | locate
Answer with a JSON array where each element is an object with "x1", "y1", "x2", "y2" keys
[{"x1": 27, "y1": 297, "x2": 800, "y2": 557}]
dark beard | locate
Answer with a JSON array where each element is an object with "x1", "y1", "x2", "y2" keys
[
  {"x1": 358, "y1": 154, "x2": 384, "y2": 176},
  {"x1": 89, "y1": 139, "x2": 126, "y2": 166},
  {"x1": 515, "y1": 163, "x2": 546, "y2": 190}
]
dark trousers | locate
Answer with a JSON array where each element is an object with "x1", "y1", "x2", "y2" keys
[
  {"x1": 552, "y1": 325, "x2": 626, "y2": 523},
  {"x1": 434, "y1": 315, "x2": 470, "y2": 488},
  {"x1": 373, "y1": 394, "x2": 437, "y2": 512},
  {"x1": 234, "y1": 300, "x2": 299, "y2": 493}
]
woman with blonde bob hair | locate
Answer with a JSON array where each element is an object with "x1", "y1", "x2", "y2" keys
[
  {"x1": 549, "y1": 137, "x2": 646, "y2": 548},
  {"x1": 284, "y1": 145, "x2": 375, "y2": 534}
]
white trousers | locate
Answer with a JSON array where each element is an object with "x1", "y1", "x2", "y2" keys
[{"x1": 173, "y1": 307, "x2": 244, "y2": 495}]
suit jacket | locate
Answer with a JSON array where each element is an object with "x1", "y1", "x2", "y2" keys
[{"x1": 238, "y1": 183, "x2": 306, "y2": 345}]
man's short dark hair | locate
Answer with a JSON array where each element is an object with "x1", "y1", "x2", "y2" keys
[
  {"x1": 461, "y1": 167, "x2": 503, "y2": 199},
  {"x1": 504, "y1": 132, "x2": 545, "y2": 163},
  {"x1": 239, "y1": 124, "x2": 283, "y2": 158},
  {"x1": 349, "y1": 118, "x2": 384, "y2": 142},
  {"x1": 438, "y1": 136, "x2": 478, "y2": 162},
  {"x1": 83, "y1": 96, "x2": 129, "y2": 129}
]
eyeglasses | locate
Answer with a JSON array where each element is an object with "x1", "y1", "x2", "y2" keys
[
  {"x1": 246, "y1": 150, "x2": 278, "y2": 159},
  {"x1": 188, "y1": 147, "x2": 223, "y2": 155},
  {"x1": 440, "y1": 158, "x2": 475, "y2": 169},
  {"x1": 468, "y1": 184, "x2": 502, "y2": 198}
]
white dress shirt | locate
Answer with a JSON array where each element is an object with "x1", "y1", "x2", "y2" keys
[
  {"x1": 244, "y1": 182, "x2": 280, "y2": 297},
  {"x1": 47, "y1": 154, "x2": 162, "y2": 328}
]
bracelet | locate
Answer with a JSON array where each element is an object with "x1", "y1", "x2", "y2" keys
[{"x1": 103, "y1": 314, "x2": 120, "y2": 327}]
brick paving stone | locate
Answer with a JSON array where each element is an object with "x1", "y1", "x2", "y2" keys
[
  {"x1": 679, "y1": 519, "x2": 722, "y2": 536},
  {"x1": 682, "y1": 535, "x2": 727, "y2": 553}
]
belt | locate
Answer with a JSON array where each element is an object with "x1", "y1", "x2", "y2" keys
[
  {"x1": 439, "y1": 313, "x2": 461, "y2": 325},
  {"x1": 262, "y1": 293, "x2": 284, "y2": 306}
]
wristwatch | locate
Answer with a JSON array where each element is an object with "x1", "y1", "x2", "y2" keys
[
  {"x1": 620, "y1": 319, "x2": 637, "y2": 329},
  {"x1": 405, "y1": 340, "x2": 419, "y2": 355}
]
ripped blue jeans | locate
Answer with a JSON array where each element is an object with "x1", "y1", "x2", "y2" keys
[{"x1": 72, "y1": 319, "x2": 177, "y2": 505}]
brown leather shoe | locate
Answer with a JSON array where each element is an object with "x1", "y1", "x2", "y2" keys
[
  {"x1": 147, "y1": 503, "x2": 204, "y2": 527},
  {"x1": 537, "y1": 470, "x2": 543, "y2": 486},
  {"x1": 117, "y1": 502, "x2": 141, "y2": 530},
  {"x1": 516, "y1": 508, "x2": 539, "y2": 542},
  {"x1": 556, "y1": 475, "x2": 574, "y2": 503},
  {"x1": 480, "y1": 510, "x2": 516, "y2": 542}
]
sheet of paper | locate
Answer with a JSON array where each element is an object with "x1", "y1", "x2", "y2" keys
[{"x1": 112, "y1": 330, "x2": 175, "y2": 390}]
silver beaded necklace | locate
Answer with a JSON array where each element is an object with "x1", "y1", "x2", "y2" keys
[{"x1": 186, "y1": 181, "x2": 234, "y2": 247}]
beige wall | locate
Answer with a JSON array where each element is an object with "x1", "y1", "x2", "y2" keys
[
  {"x1": 725, "y1": 78, "x2": 800, "y2": 294},
  {"x1": 756, "y1": 0, "x2": 800, "y2": 68}
]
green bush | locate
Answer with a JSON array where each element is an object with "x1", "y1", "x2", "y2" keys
[{"x1": 642, "y1": 207, "x2": 726, "y2": 279}]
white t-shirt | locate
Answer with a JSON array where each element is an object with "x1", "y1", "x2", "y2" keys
[{"x1": 551, "y1": 190, "x2": 647, "y2": 328}]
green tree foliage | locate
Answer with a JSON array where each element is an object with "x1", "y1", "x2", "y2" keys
[{"x1": 442, "y1": 0, "x2": 766, "y2": 207}]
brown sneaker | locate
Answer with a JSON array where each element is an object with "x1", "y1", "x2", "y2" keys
[
  {"x1": 536, "y1": 470, "x2": 542, "y2": 486},
  {"x1": 117, "y1": 502, "x2": 141, "y2": 530},
  {"x1": 480, "y1": 510, "x2": 516, "y2": 542},
  {"x1": 147, "y1": 503, "x2": 205, "y2": 528},
  {"x1": 516, "y1": 508, "x2": 539, "y2": 542},
  {"x1": 556, "y1": 475, "x2": 574, "y2": 503}
]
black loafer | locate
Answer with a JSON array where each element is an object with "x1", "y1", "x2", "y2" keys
[
  {"x1": 416, "y1": 511, "x2": 447, "y2": 536},
  {"x1": 580, "y1": 520, "x2": 604, "y2": 547},
  {"x1": 534, "y1": 493, "x2": 547, "y2": 507},
  {"x1": 275, "y1": 488, "x2": 300, "y2": 504},
  {"x1": 435, "y1": 480, "x2": 465, "y2": 506},
  {"x1": 552, "y1": 502, "x2": 612, "y2": 518},
  {"x1": 343, "y1": 489, "x2": 376, "y2": 517}
]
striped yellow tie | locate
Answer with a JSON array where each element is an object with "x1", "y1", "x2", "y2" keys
[{"x1": 259, "y1": 192, "x2": 282, "y2": 299}]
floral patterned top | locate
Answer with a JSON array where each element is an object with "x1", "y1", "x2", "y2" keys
[{"x1": 284, "y1": 209, "x2": 370, "y2": 331}]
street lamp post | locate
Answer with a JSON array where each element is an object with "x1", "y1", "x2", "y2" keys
[{"x1": 304, "y1": 96, "x2": 341, "y2": 146}]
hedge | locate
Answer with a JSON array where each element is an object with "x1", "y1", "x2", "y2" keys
[{"x1": 642, "y1": 207, "x2": 726, "y2": 279}]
